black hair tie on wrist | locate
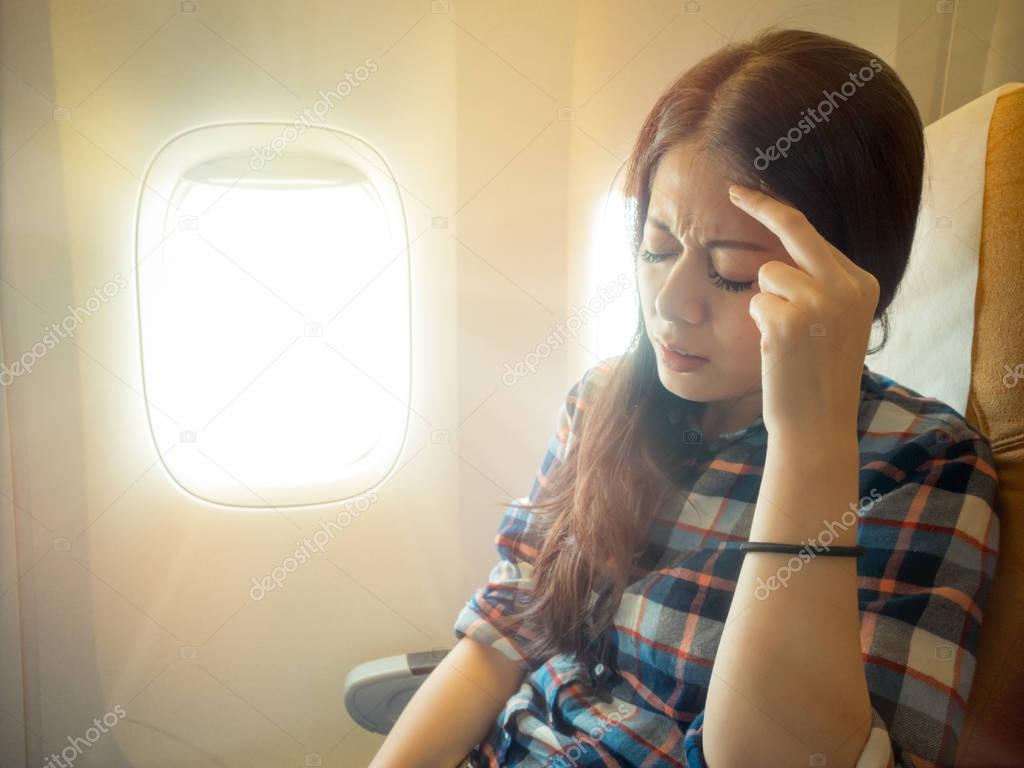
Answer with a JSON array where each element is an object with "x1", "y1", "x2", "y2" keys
[{"x1": 740, "y1": 541, "x2": 865, "y2": 557}]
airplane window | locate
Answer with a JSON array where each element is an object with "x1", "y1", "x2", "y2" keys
[{"x1": 135, "y1": 124, "x2": 410, "y2": 508}]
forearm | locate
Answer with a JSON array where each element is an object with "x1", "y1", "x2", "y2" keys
[
  {"x1": 369, "y1": 636, "x2": 526, "y2": 768},
  {"x1": 702, "y1": 430, "x2": 872, "y2": 768}
]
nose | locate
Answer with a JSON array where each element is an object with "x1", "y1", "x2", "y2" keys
[{"x1": 653, "y1": 241, "x2": 708, "y2": 326}]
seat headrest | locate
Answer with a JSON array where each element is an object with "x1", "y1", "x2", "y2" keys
[{"x1": 867, "y1": 82, "x2": 1024, "y2": 416}]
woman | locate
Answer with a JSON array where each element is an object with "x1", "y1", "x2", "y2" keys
[{"x1": 375, "y1": 26, "x2": 1000, "y2": 768}]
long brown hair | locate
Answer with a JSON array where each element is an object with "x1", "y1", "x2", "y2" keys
[{"x1": 507, "y1": 27, "x2": 925, "y2": 674}]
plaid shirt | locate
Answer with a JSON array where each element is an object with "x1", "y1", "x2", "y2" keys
[{"x1": 453, "y1": 356, "x2": 1000, "y2": 767}]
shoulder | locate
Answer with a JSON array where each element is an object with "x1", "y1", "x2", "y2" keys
[
  {"x1": 570, "y1": 354, "x2": 624, "y2": 415},
  {"x1": 856, "y1": 366, "x2": 998, "y2": 502},
  {"x1": 582, "y1": 353, "x2": 627, "y2": 394},
  {"x1": 858, "y1": 364, "x2": 994, "y2": 461},
  {"x1": 553, "y1": 355, "x2": 624, "y2": 459}
]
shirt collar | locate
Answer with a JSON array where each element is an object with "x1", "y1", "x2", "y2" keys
[{"x1": 678, "y1": 406, "x2": 767, "y2": 456}]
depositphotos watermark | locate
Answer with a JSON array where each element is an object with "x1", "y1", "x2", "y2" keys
[
  {"x1": 42, "y1": 704, "x2": 126, "y2": 768},
  {"x1": 753, "y1": 488, "x2": 882, "y2": 601},
  {"x1": 249, "y1": 57, "x2": 379, "y2": 171},
  {"x1": 545, "y1": 701, "x2": 639, "y2": 767},
  {"x1": 1003, "y1": 362, "x2": 1023, "y2": 388},
  {"x1": 249, "y1": 490, "x2": 379, "y2": 600},
  {"x1": 753, "y1": 58, "x2": 883, "y2": 171},
  {"x1": 1, "y1": 273, "x2": 129, "y2": 387},
  {"x1": 501, "y1": 273, "x2": 632, "y2": 387}
]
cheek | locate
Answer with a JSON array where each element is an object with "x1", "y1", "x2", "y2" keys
[
  {"x1": 636, "y1": 271, "x2": 657, "y2": 311},
  {"x1": 723, "y1": 295, "x2": 763, "y2": 353}
]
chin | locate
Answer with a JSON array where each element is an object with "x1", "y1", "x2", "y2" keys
[{"x1": 657, "y1": 365, "x2": 715, "y2": 402}]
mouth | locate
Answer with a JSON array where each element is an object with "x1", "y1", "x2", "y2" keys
[{"x1": 658, "y1": 340, "x2": 709, "y2": 361}]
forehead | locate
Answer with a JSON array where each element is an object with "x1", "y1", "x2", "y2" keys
[{"x1": 647, "y1": 143, "x2": 777, "y2": 245}]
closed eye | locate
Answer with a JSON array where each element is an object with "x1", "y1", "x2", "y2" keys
[{"x1": 638, "y1": 249, "x2": 757, "y2": 293}]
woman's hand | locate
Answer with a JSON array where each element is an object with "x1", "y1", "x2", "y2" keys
[{"x1": 727, "y1": 183, "x2": 880, "y2": 442}]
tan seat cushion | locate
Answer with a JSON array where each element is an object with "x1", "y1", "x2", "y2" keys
[{"x1": 956, "y1": 85, "x2": 1024, "y2": 767}]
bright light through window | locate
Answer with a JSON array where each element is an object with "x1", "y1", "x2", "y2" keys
[
  {"x1": 584, "y1": 187, "x2": 638, "y2": 360},
  {"x1": 137, "y1": 125, "x2": 410, "y2": 508}
]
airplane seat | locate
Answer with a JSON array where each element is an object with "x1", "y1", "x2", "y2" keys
[
  {"x1": 344, "y1": 82, "x2": 1024, "y2": 766},
  {"x1": 946, "y1": 82, "x2": 1024, "y2": 766}
]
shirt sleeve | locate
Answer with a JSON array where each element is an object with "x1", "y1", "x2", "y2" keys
[
  {"x1": 452, "y1": 366, "x2": 594, "y2": 674},
  {"x1": 680, "y1": 424, "x2": 999, "y2": 768},
  {"x1": 855, "y1": 425, "x2": 999, "y2": 766}
]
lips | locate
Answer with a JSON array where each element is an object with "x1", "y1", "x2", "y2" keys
[{"x1": 658, "y1": 339, "x2": 709, "y2": 360}]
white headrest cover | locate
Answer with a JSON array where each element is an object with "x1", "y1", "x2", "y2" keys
[{"x1": 866, "y1": 82, "x2": 1022, "y2": 415}]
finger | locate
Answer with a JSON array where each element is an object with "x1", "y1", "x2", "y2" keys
[
  {"x1": 747, "y1": 290, "x2": 791, "y2": 340},
  {"x1": 822, "y1": 239, "x2": 869, "y2": 286},
  {"x1": 756, "y1": 259, "x2": 818, "y2": 305},
  {"x1": 826, "y1": 240, "x2": 882, "y2": 308},
  {"x1": 728, "y1": 184, "x2": 846, "y2": 287},
  {"x1": 823, "y1": 240, "x2": 854, "y2": 276}
]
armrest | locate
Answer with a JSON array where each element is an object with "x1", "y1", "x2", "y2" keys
[{"x1": 343, "y1": 648, "x2": 451, "y2": 734}]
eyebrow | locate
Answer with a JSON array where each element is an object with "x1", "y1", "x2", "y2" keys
[{"x1": 648, "y1": 216, "x2": 772, "y2": 252}]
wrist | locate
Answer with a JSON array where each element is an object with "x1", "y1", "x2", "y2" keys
[
  {"x1": 755, "y1": 432, "x2": 861, "y2": 547},
  {"x1": 767, "y1": 425, "x2": 859, "y2": 464}
]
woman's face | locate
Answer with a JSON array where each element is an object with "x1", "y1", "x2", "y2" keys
[{"x1": 637, "y1": 142, "x2": 797, "y2": 432}]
